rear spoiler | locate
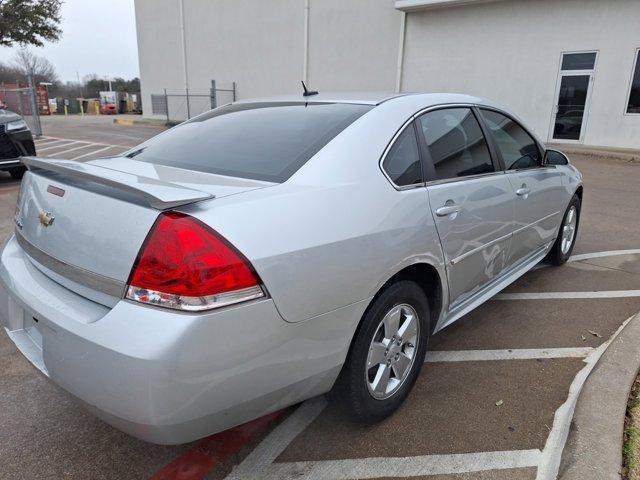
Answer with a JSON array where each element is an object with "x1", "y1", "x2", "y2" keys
[{"x1": 21, "y1": 157, "x2": 214, "y2": 210}]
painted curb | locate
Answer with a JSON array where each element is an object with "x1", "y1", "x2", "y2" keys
[
  {"x1": 113, "y1": 118, "x2": 135, "y2": 126},
  {"x1": 558, "y1": 312, "x2": 640, "y2": 479},
  {"x1": 112, "y1": 118, "x2": 169, "y2": 127}
]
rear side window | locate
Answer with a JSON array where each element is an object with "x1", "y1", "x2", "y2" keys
[
  {"x1": 417, "y1": 108, "x2": 494, "y2": 181},
  {"x1": 480, "y1": 109, "x2": 541, "y2": 170},
  {"x1": 126, "y1": 102, "x2": 372, "y2": 183},
  {"x1": 382, "y1": 124, "x2": 422, "y2": 187}
]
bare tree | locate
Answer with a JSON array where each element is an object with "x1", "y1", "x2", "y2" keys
[{"x1": 12, "y1": 48, "x2": 58, "y2": 84}]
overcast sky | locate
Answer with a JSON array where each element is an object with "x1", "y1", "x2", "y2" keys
[{"x1": 0, "y1": 0, "x2": 139, "y2": 83}]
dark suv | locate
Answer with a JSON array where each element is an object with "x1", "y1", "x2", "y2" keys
[{"x1": 0, "y1": 109, "x2": 36, "y2": 179}]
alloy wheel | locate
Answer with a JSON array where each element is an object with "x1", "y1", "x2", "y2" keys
[
  {"x1": 365, "y1": 304, "x2": 420, "y2": 400},
  {"x1": 561, "y1": 205, "x2": 578, "y2": 254}
]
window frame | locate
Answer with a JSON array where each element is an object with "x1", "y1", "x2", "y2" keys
[
  {"x1": 379, "y1": 117, "x2": 426, "y2": 190},
  {"x1": 475, "y1": 106, "x2": 546, "y2": 172},
  {"x1": 624, "y1": 48, "x2": 640, "y2": 116},
  {"x1": 415, "y1": 105, "x2": 501, "y2": 184}
]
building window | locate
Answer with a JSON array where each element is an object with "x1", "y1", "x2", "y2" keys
[
  {"x1": 561, "y1": 52, "x2": 597, "y2": 71},
  {"x1": 627, "y1": 50, "x2": 640, "y2": 114}
]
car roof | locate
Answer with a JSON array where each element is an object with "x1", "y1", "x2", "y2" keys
[
  {"x1": 232, "y1": 92, "x2": 499, "y2": 108},
  {"x1": 233, "y1": 92, "x2": 409, "y2": 106}
]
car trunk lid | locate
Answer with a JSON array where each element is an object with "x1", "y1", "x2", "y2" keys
[{"x1": 14, "y1": 156, "x2": 274, "y2": 307}]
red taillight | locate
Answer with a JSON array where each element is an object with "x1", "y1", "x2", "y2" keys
[{"x1": 126, "y1": 212, "x2": 264, "y2": 311}]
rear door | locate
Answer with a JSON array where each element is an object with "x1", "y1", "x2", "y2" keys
[
  {"x1": 477, "y1": 108, "x2": 564, "y2": 266},
  {"x1": 417, "y1": 107, "x2": 514, "y2": 307}
]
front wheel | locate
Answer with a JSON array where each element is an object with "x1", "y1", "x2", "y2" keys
[
  {"x1": 331, "y1": 280, "x2": 430, "y2": 423},
  {"x1": 547, "y1": 193, "x2": 581, "y2": 266}
]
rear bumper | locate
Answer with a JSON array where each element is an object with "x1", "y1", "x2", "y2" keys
[{"x1": 0, "y1": 235, "x2": 362, "y2": 444}]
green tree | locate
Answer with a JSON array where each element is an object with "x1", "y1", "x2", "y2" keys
[{"x1": 0, "y1": 0, "x2": 62, "y2": 47}]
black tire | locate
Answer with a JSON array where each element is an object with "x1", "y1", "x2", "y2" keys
[
  {"x1": 331, "y1": 280, "x2": 430, "y2": 424},
  {"x1": 547, "y1": 193, "x2": 581, "y2": 266},
  {"x1": 8, "y1": 166, "x2": 26, "y2": 180}
]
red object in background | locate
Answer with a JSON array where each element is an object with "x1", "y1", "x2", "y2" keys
[
  {"x1": 100, "y1": 103, "x2": 117, "y2": 115},
  {"x1": 0, "y1": 83, "x2": 50, "y2": 115}
]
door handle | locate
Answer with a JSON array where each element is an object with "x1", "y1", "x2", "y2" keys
[
  {"x1": 516, "y1": 187, "x2": 531, "y2": 197},
  {"x1": 436, "y1": 204, "x2": 462, "y2": 217}
]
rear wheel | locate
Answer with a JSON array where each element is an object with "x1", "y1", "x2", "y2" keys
[
  {"x1": 547, "y1": 194, "x2": 581, "y2": 266},
  {"x1": 331, "y1": 280, "x2": 430, "y2": 423},
  {"x1": 8, "y1": 166, "x2": 26, "y2": 180}
]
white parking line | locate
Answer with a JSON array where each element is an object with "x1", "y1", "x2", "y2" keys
[
  {"x1": 227, "y1": 397, "x2": 328, "y2": 480},
  {"x1": 69, "y1": 145, "x2": 119, "y2": 160},
  {"x1": 495, "y1": 290, "x2": 640, "y2": 300},
  {"x1": 569, "y1": 249, "x2": 640, "y2": 262},
  {"x1": 45, "y1": 144, "x2": 95, "y2": 158},
  {"x1": 40, "y1": 135, "x2": 131, "y2": 149},
  {"x1": 34, "y1": 136, "x2": 60, "y2": 143},
  {"x1": 37, "y1": 141, "x2": 83, "y2": 152},
  {"x1": 33, "y1": 139, "x2": 69, "y2": 148},
  {"x1": 425, "y1": 347, "x2": 593, "y2": 362},
  {"x1": 262, "y1": 449, "x2": 542, "y2": 480}
]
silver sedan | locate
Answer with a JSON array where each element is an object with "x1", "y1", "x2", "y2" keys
[{"x1": 0, "y1": 92, "x2": 582, "y2": 444}]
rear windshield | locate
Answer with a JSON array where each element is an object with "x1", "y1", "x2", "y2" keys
[{"x1": 126, "y1": 102, "x2": 372, "y2": 183}]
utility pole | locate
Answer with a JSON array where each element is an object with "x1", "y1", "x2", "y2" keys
[
  {"x1": 26, "y1": 74, "x2": 42, "y2": 136},
  {"x1": 77, "y1": 71, "x2": 84, "y2": 97}
]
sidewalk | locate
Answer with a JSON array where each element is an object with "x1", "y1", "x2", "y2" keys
[
  {"x1": 549, "y1": 143, "x2": 640, "y2": 162},
  {"x1": 559, "y1": 312, "x2": 640, "y2": 479}
]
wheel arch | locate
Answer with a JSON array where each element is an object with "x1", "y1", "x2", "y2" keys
[
  {"x1": 364, "y1": 262, "x2": 444, "y2": 336},
  {"x1": 332, "y1": 261, "x2": 445, "y2": 392}
]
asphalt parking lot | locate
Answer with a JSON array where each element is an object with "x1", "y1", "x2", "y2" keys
[{"x1": 0, "y1": 123, "x2": 639, "y2": 479}]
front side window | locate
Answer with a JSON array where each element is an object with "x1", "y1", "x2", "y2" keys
[
  {"x1": 417, "y1": 108, "x2": 494, "y2": 181},
  {"x1": 627, "y1": 50, "x2": 640, "y2": 114},
  {"x1": 126, "y1": 102, "x2": 372, "y2": 183},
  {"x1": 480, "y1": 109, "x2": 541, "y2": 170},
  {"x1": 382, "y1": 124, "x2": 422, "y2": 187}
]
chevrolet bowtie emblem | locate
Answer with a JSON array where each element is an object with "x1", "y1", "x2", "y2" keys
[{"x1": 38, "y1": 211, "x2": 55, "y2": 227}]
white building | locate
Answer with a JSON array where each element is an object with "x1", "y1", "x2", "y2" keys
[{"x1": 134, "y1": 0, "x2": 640, "y2": 149}]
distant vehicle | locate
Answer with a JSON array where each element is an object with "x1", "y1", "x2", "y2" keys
[
  {"x1": 100, "y1": 103, "x2": 117, "y2": 115},
  {"x1": 0, "y1": 93, "x2": 582, "y2": 444},
  {"x1": 0, "y1": 109, "x2": 36, "y2": 179}
]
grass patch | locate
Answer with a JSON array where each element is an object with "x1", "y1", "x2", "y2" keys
[{"x1": 623, "y1": 378, "x2": 640, "y2": 480}]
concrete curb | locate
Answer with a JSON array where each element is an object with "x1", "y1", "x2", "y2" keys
[{"x1": 558, "y1": 312, "x2": 640, "y2": 479}]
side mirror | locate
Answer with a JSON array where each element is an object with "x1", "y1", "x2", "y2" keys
[{"x1": 544, "y1": 149, "x2": 569, "y2": 166}]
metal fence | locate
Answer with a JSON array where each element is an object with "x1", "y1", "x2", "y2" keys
[
  {"x1": 0, "y1": 76, "x2": 42, "y2": 136},
  {"x1": 151, "y1": 80, "x2": 237, "y2": 123}
]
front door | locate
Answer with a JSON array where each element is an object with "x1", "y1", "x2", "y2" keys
[
  {"x1": 551, "y1": 52, "x2": 597, "y2": 142},
  {"x1": 417, "y1": 107, "x2": 514, "y2": 307}
]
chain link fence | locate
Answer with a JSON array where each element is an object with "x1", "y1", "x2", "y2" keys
[
  {"x1": 151, "y1": 80, "x2": 236, "y2": 123},
  {"x1": 0, "y1": 77, "x2": 42, "y2": 136}
]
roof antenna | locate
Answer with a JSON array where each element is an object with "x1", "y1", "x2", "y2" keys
[{"x1": 301, "y1": 81, "x2": 318, "y2": 97}]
